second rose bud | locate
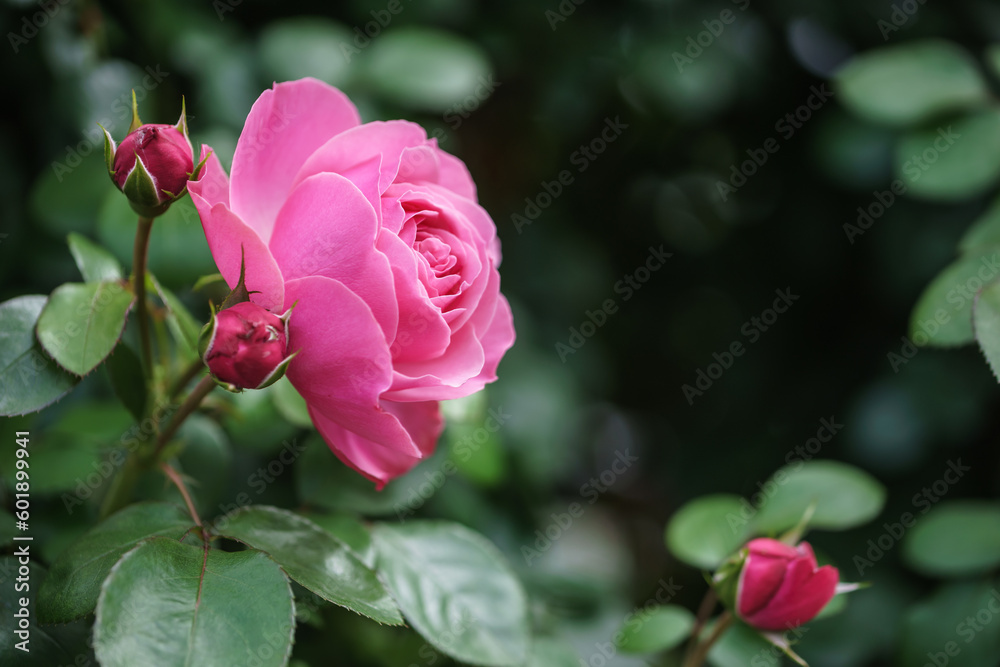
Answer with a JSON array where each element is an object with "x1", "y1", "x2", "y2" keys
[{"x1": 200, "y1": 301, "x2": 296, "y2": 391}]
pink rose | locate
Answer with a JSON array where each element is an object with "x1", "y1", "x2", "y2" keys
[
  {"x1": 188, "y1": 78, "x2": 514, "y2": 487},
  {"x1": 736, "y1": 538, "x2": 839, "y2": 631},
  {"x1": 112, "y1": 124, "x2": 193, "y2": 198}
]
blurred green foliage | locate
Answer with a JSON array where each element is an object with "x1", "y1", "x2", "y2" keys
[{"x1": 3, "y1": 0, "x2": 1000, "y2": 666}]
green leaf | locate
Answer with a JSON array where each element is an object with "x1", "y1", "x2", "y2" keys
[
  {"x1": 910, "y1": 246, "x2": 1000, "y2": 347},
  {"x1": 67, "y1": 232, "x2": 124, "y2": 282},
  {"x1": 373, "y1": 521, "x2": 530, "y2": 666},
  {"x1": 894, "y1": 109, "x2": 1000, "y2": 201},
  {"x1": 304, "y1": 512, "x2": 376, "y2": 568},
  {"x1": 364, "y1": 28, "x2": 493, "y2": 112},
  {"x1": 903, "y1": 501, "x2": 1000, "y2": 577},
  {"x1": 974, "y1": 279, "x2": 1000, "y2": 381},
  {"x1": 269, "y1": 377, "x2": 312, "y2": 428},
  {"x1": 666, "y1": 494, "x2": 749, "y2": 570},
  {"x1": 526, "y1": 638, "x2": 581, "y2": 667},
  {"x1": 94, "y1": 538, "x2": 295, "y2": 667},
  {"x1": 36, "y1": 282, "x2": 135, "y2": 376},
  {"x1": 900, "y1": 580, "x2": 1000, "y2": 667},
  {"x1": 615, "y1": 605, "x2": 696, "y2": 654},
  {"x1": 0, "y1": 295, "x2": 79, "y2": 416},
  {"x1": 750, "y1": 461, "x2": 886, "y2": 534},
  {"x1": 707, "y1": 618, "x2": 776, "y2": 667},
  {"x1": 217, "y1": 506, "x2": 403, "y2": 625},
  {"x1": 259, "y1": 17, "x2": 354, "y2": 87},
  {"x1": 149, "y1": 273, "x2": 202, "y2": 360},
  {"x1": 1, "y1": 558, "x2": 95, "y2": 666},
  {"x1": 104, "y1": 344, "x2": 146, "y2": 421},
  {"x1": 835, "y1": 40, "x2": 989, "y2": 127},
  {"x1": 38, "y1": 502, "x2": 194, "y2": 623},
  {"x1": 959, "y1": 196, "x2": 1000, "y2": 253},
  {"x1": 0, "y1": 401, "x2": 132, "y2": 495}
]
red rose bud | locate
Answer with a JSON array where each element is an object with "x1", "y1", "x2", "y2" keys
[
  {"x1": 734, "y1": 538, "x2": 839, "y2": 631},
  {"x1": 101, "y1": 92, "x2": 199, "y2": 217},
  {"x1": 200, "y1": 302, "x2": 295, "y2": 391}
]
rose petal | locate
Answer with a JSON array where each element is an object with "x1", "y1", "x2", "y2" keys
[
  {"x1": 188, "y1": 144, "x2": 229, "y2": 209},
  {"x1": 230, "y1": 78, "x2": 360, "y2": 243},
  {"x1": 292, "y1": 120, "x2": 428, "y2": 217},
  {"x1": 307, "y1": 400, "x2": 442, "y2": 489},
  {"x1": 188, "y1": 191, "x2": 284, "y2": 312},
  {"x1": 743, "y1": 559, "x2": 839, "y2": 631},
  {"x1": 269, "y1": 173, "x2": 398, "y2": 341},
  {"x1": 433, "y1": 142, "x2": 478, "y2": 201}
]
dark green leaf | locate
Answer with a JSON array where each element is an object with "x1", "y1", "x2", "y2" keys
[
  {"x1": 38, "y1": 502, "x2": 194, "y2": 623},
  {"x1": 910, "y1": 246, "x2": 1000, "y2": 347},
  {"x1": 615, "y1": 605, "x2": 696, "y2": 654},
  {"x1": 835, "y1": 40, "x2": 988, "y2": 127},
  {"x1": 959, "y1": 196, "x2": 1000, "y2": 253},
  {"x1": 149, "y1": 273, "x2": 202, "y2": 360},
  {"x1": 364, "y1": 28, "x2": 493, "y2": 112},
  {"x1": 36, "y1": 282, "x2": 135, "y2": 376},
  {"x1": 104, "y1": 344, "x2": 146, "y2": 421},
  {"x1": 373, "y1": 521, "x2": 530, "y2": 666},
  {"x1": 903, "y1": 501, "x2": 1000, "y2": 577},
  {"x1": 67, "y1": 232, "x2": 123, "y2": 282},
  {"x1": 894, "y1": 110, "x2": 1000, "y2": 201},
  {"x1": 900, "y1": 580, "x2": 1000, "y2": 667},
  {"x1": 0, "y1": 295, "x2": 79, "y2": 416},
  {"x1": 665, "y1": 494, "x2": 749, "y2": 570},
  {"x1": 750, "y1": 461, "x2": 886, "y2": 534},
  {"x1": 304, "y1": 512, "x2": 376, "y2": 568},
  {"x1": 974, "y1": 280, "x2": 1000, "y2": 382},
  {"x1": 217, "y1": 505, "x2": 402, "y2": 625},
  {"x1": 0, "y1": 558, "x2": 95, "y2": 666},
  {"x1": 94, "y1": 538, "x2": 294, "y2": 667}
]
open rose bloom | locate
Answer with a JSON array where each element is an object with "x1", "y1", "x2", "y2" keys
[{"x1": 189, "y1": 78, "x2": 514, "y2": 487}]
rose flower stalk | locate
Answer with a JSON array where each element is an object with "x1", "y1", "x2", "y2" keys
[{"x1": 189, "y1": 78, "x2": 514, "y2": 487}]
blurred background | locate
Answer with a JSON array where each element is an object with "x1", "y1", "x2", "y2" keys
[{"x1": 3, "y1": 0, "x2": 1000, "y2": 665}]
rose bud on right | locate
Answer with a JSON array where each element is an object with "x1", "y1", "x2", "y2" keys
[
  {"x1": 715, "y1": 537, "x2": 839, "y2": 631},
  {"x1": 199, "y1": 301, "x2": 295, "y2": 391}
]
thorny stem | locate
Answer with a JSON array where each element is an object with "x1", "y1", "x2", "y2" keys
[{"x1": 132, "y1": 215, "x2": 155, "y2": 377}]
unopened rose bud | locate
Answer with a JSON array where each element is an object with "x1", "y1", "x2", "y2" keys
[
  {"x1": 200, "y1": 302, "x2": 295, "y2": 391},
  {"x1": 717, "y1": 537, "x2": 838, "y2": 631},
  {"x1": 101, "y1": 92, "x2": 200, "y2": 217}
]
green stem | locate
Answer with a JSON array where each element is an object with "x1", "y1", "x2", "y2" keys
[
  {"x1": 169, "y1": 358, "x2": 207, "y2": 400},
  {"x1": 99, "y1": 375, "x2": 215, "y2": 518},
  {"x1": 683, "y1": 589, "x2": 718, "y2": 665},
  {"x1": 153, "y1": 375, "x2": 217, "y2": 460},
  {"x1": 682, "y1": 612, "x2": 733, "y2": 667},
  {"x1": 132, "y1": 215, "x2": 154, "y2": 377},
  {"x1": 159, "y1": 462, "x2": 204, "y2": 531},
  {"x1": 98, "y1": 447, "x2": 146, "y2": 520}
]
